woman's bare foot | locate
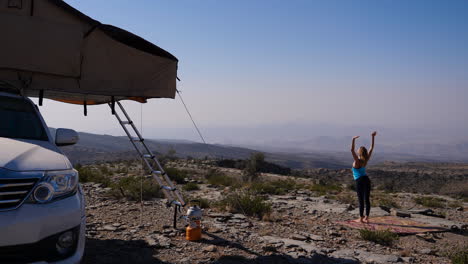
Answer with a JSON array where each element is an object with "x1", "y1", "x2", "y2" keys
[
  {"x1": 363, "y1": 216, "x2": 370, "y2": 223},
  {"x1": 352, "y1": 217, "x2": 364, "y2": 223}
]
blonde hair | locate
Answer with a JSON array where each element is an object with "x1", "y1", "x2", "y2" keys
[{"x1": 358, "y1": 146, "x2": 369, "y2": 167}]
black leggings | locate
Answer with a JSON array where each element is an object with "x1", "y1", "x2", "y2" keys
[{"x1": 355, "y1": 176, "x2": 371, "y2": 217}]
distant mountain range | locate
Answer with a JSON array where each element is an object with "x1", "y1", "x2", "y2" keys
[
  {"x1": 56, "y1": 130, "x2": 468, "y2": 169},
  {"x1": 244, "y1": 136, "x2": 468, "y2": 162}
]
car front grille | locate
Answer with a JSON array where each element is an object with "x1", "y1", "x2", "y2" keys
[{"x1": 0, "y1": 178, "x2": 38, "y2": 210}]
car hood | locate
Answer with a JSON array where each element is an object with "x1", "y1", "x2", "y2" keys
[{"x1": 0, "y1": 138, "x2": 71, "y2": 171}]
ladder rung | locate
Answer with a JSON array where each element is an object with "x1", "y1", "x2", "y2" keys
[
  {"x1": 131, "y1": 137, "x2": 143, "y2": 142},
  {"x1": 161, "y1": 186, "x2": 177, "y2": 191},
  {"x1": 152, "y1": 170, "x2": 163, "y2": 175},
  {"x1": 143, "y1": 154, "x2": 155, "y2": 159},
  {"x1": 120, "y1": 121, "x2": 133, "y2": 125}
]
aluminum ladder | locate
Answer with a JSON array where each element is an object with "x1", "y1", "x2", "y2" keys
[{"x1": 110, "y1": 101, "x2": 186, "y2": 211}]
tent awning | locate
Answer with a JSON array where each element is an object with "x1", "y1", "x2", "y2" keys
[{"x1": 0, "y1": 0, "x2": 178, "y2": 104}]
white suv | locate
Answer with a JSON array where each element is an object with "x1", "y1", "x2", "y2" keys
[{"x1": 0, "y1": 92, "x2": 85, "y2": 264}]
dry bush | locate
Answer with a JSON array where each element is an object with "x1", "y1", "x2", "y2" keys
[
  {"x1": 76, "y1": 165, "x2": 111, "y2": 187},
  {"x1": 182, "y1": 182, "x2": 200, "y2": 191},
  {"x1": 336, "y1": 193, "x2": 357, "y2": 206},
  {"x1": 414, "y1": 196, "x2": 446, "y2": 208},
  {"x1": 197, "y1": 198, "x2": 211, "y2": 209},
  {"x1": 185, "y1": 197, "x2": 211, "y2": 209},
  {"x1": 399, "y1": 249, "x2": 411, "y2": 257},
  {"x1": 448, "y1": 200, "x2": 463, "y2": 208},
  {"x1": 308, "y1": 183, "x2": 342, "y2": 196},
  {"x1": 359, "y1": 229, "x2": 398, "y2": 246},
  {"x1": 446, "y1": 246, "x2": 468, "y2": 264},
  {"x1": 215, "y1": 192, "x2": 272, "y2": 219},
  {"x1": 242, "y1": 152, "x2": 265, "y2": 182},
  {"x1": 109, "y1": 176, "x2": 163, "y2": 200},
  {"x1": 374, "y1": 193, "x2": 400, "y2": 209},
  {"x1": 164, "y1": 167, "x2": 188, "y2": 184},
  {"x1": 262, "y1": 211, "x2": 282, "y2": 222},
  {"x1": 205, "y1": 169, "x2": 240, "y2": 187}
]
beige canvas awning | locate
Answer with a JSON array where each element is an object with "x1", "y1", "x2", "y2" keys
[{"x1": 0, "y1": 0, "x2": 178, "y2": 104}]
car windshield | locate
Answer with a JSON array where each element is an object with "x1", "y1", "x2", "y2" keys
[{"x1": 0, "y1": 95, "x2": 48, "y2": 141}]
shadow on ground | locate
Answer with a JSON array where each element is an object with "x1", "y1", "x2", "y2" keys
[
  {"x1": 83, "y1": 235, "x2": 359, "y2": 264},
  {"x1": 83, "y1": 238, "x2": 169, "y2": 264},
  {"x1": 212, "y1": 254, "x2": 359, "y2": 264},
  {"x1": 196, "y1": 232, "x2": 261, "y2": 257},
  {"x1": 194, "y1": 233, "x2": 358, "y2": 264}
]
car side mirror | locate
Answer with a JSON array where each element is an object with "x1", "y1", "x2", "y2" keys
[{"x1": 55, "y1": 128, "x2": 79, "y2": 146}]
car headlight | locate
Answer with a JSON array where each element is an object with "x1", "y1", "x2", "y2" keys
[{"x1": 32, "y1": 169, "x2": 79, "y2": 203}]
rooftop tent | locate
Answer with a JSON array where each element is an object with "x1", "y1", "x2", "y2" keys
[
  {"x1": 0, "y1": 0, "x2": 187, "y2": 215},
  {"x1": 0, "y1": 0, "x2": 178, "y2": 104}
]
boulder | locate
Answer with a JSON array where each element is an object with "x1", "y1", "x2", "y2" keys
[
  {"x1": 390, "y1": 209, "x2": 411, "y2": 218},
  {"x1": 102, "y1": 225, "x2": 118, "y2": 231},
  {"x1": 202, "y1": 245, "x2": 217, "y2": 252}
]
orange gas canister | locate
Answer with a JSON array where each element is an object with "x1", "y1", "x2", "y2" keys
[{"x1": 186, "y1": 204, "x2": 202, "y2": 241}]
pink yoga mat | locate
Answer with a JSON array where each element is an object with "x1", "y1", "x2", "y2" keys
[{"x1": 337, "y1": 216, "x2": 447, "y2": 234}]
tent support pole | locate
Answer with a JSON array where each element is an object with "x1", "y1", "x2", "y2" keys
[
  {"x1": 173, "y1": 204, "x2": 180, "y2": 229},
  {"x1": 83, "y1": 100, "x2": 87, "y2": 116},
  {"x1": 39, "y1": 90, "x2": 43, "y2": 106},
  {"x1": 111, "y1": 96, "x2": 115, "y2": 115}
]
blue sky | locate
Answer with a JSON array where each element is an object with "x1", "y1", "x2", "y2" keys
[{"x1": 41, "y1": 0, "x2": 468, "y2": 144}]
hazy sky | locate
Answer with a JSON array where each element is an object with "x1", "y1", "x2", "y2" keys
[{"x1": 39, "y1": 0, "x2": 468, "y2": 144}]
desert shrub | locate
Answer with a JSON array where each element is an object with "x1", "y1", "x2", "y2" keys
[
  {"x1": 77, "y1": 166, "x2": 111, "y2": 187},
  {"x1": 98, "y1": 165, "x2": 112, "y2": 175},
  {"x1": 374, "y1": 193, "x2": 400, "y2": 209},
  {"x1": 243, "y1": 152, "x2": 265, "y2": 182},
  {"x1": 197, "y1": 198, "x2": 211, "y2": 209},
  {"x1": 450, "y1": 246, "x2": 468, "y2": 264},
  {"x1": 205, "y1": 169, "x2": 239, "y2": 187},
  {"x1": 156, "y1": 149, "x2": 178, "y2": 166},
  {"x1": 414, "y1": 196, "x2": 446, "y2": 208},
  {"x1": 359, "y1": 229, "x2": 398, "y2": 246},
  {"x1": 262, "y1": 211, "x2": 282, "y2": 222},
  {"x1": 376, "y1": 197, "x2": 400, "y2": 209},
  {"x1": 166, "y1": 148, "x2": 177, "y2": 159},
  {"x1": 164, "y1": 167, "x2": 187, "y2": 184},
  {"x1": 184, "y1": 197, "x2": 211, "y2": 209},
  {"x1": 448, "y1": 200, "x2": 463, "y2": 208},
  {"x1": 336, "y1": 193, "x2": 357, "y2": 206},
  {"x1": 249, "y1": 179, "x2": 297, "y2": 195},
  {"x1": 308, "y1": 183, "x2": 342, "y2": 196},
  {"x1": 183, "y1": 182, "x2": 200, "y2": 191},
  {"x1": 116, "y1": 166, "x2": 129, "y2": 174},
  {"x1": 216, "y1": 193, "x2": 271, "y2": 219},
  {"x1": 109, "y1": 176, "x2": 163, "y2": 200}
]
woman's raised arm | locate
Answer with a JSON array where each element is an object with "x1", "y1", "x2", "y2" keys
[
  {"x1": 368, "y1": 131, "x2": 377, "y2": 159},
  {"x1": 351, "y1": 136, "x2": 360, "y2": 164}
]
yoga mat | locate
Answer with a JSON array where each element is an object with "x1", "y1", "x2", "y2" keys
[{"x1": 336, "y1": 216, "x2": 448, "y2": 234}]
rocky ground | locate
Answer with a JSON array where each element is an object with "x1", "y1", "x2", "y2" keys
[{"x1": 80, "y1": 161, "x2": 467, "y2": 264}]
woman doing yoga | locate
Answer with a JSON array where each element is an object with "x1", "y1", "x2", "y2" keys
[{"x1": 351, "y1": 131, "x2": 377, "y2": 223}]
